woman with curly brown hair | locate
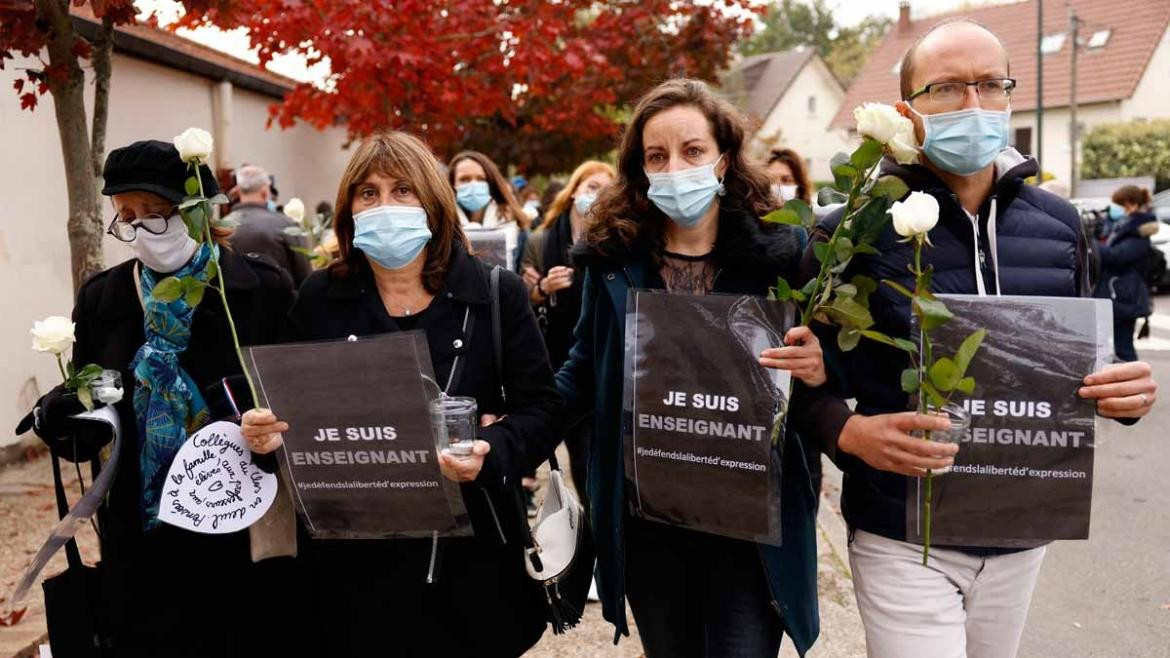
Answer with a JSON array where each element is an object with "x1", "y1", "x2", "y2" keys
[{"x1": 555, "y1": 78, "x2": 838, "y2": 657}]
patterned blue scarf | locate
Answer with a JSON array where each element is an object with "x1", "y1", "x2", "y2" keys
[{"x1": 131, "y1": 244, "x2": 215, "y2": 530}]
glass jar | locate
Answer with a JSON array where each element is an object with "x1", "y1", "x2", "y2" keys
[
  {"x1": 428, "y1": 396, "x2": 478, "y2": 456},
  {"x1": 918, "y1": 402, "x2": 970, "y2": 475}
]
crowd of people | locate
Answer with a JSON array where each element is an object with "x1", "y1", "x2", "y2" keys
[{"x1": 19, "y1": 17, "x2": 1160, "y2": 658}]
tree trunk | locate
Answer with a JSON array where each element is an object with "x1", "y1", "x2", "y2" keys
[{"x1": 35, "y1": 0, "x2": 105, "y2": 292}]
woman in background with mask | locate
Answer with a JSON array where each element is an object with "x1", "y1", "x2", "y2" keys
[
  {"x1": 554, "y1": 79, "x2": 836, "y2": 657},
  {"x1": 520, "y1": 159, "x2": 615, "y2": 511},
  {"x1": 1094, "y1": 185, "x2": 1159, "y2": 361},
  {"x1": 765, "y1": 147, "x2": 812, "y2": 206},
  {"x1": 242, "y1": 132, "x2": 562, "y2": 656},
  {"x1": 448, "y1": 150, "x2": 531, "y2": 272},
  {"x1": 22, "y1": 139, "x2": 300, "y2": 655}
]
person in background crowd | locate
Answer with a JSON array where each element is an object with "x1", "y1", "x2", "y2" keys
[
  {"x1": 765, "y1": 148, "x2": 812, "y2": 205},
  {"x1": 808, "y1": 20, "x2": 1158, "y2": 657},
  {"x1": 556, "y1": 78, "x2": 839, "y2": 657},
  {"x1": 242, "y1": 131, "x2": 562, "y2": 656},
  {"x1": 268, "y1": 173, "x2": 282, "y2": 212},
  {"x1": 517, "y1": 181, "x2": 543, "y2": 222},
  {"x1": 521, "y1": 159, "x2": 615, "y2": 512},
  {"x1": 449, "y1": 151, "x2": 531, "y2": 271},
  {"x1": 19, "y1": 140, "x2": 301, "y2": 656},
  {"x1": 535, "y1": 180, "x2": 566, "y2": 230},
  {"x1": 1095, "y1": 185, "x2": 1158, "y2": 361},
  {"x1": 225, "y1": 164, "x2": 313, "y2": 286}
]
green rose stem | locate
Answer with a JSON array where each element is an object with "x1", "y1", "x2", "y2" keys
[
  {"x1": 768, "y1": 157, "x2": 884, "y2": 444},
  {"x1": 192, "y1": 161, "x2": 260, "y2": 412},
  {"x1": 912, "y1": 236, "x2": 935, "y2": 566},
  {"x1": 55, "y1": 354, "x2": 68, "y2": 383}
]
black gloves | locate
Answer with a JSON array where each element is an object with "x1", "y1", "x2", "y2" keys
[{"x1": 15, "y1": 384, "x2": 114, "y2": 463}]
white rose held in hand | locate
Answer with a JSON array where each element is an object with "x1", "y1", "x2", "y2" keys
[
  {"x1": 889, "y1": 191, "x2": 940, "y2": 241},
  {"x1": 173, "y1": 127, "x2": 213, "y2": 163},
  {"x1": 854, "y1": 103, "x2": 911, "y2": 145},
  {"x1": 888, "y1": 121, "x2": 920, "y2": 165},
  {"x1": 31, "y1": 316, "x2": 76, "y2": 354},
  {"x1": 284, "y1": 197, "x2": 305, "y2": 222}
]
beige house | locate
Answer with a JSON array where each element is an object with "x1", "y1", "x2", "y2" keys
[
  {"x1": 0, "y1": 12, "x2": 351, "y2": 448},
  {"x1": 723, "y1": 47, "x2": 853, "y2": 181},
  {"x1": 832, "y1": 0, "x2": 1170, "y2": 195}
]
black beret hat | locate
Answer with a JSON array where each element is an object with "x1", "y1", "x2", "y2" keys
[{"x1": 101, "y1": 139, "x2": 219, "y2": 204}]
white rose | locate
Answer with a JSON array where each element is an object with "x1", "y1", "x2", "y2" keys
[
  {"x1": 889, "y1": 191, "x2": 940, "y2": 239},
  {"x1": 173, "y1": 128, "x2": 214, "y2": 163},
  {"x1": 284, "y1": 198, "x2": 305, "y2": 222},
  {"x1": 888, "y1": 121, "x2": 920, "y2": 165},
  {"x1": 853, "y1": 103, "x2": 906, "y2": 145},
  {"x1": 31, "y1": 316, "x2": 76, "y2": 355}
]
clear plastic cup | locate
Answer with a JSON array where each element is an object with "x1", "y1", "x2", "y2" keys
[
  {"x1": 429, "y1": 396, "x2": 478, "y2": 456},
  {"x1": 916, "y1": 403, "x2": 970, "y2": 475},
  {"x1": 89, "y1": 369, "x2": 124, "y2": 405}
]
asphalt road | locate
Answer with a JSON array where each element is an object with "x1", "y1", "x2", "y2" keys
[{"x1": 1020, "y1": 295, "x2": 1170, "y2": 658}]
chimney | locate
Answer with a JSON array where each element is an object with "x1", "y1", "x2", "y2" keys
[{"x1": 898, "y1": 1, "x2": 912, "y2": 33}]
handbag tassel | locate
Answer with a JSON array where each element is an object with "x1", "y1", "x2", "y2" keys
[{"x1": 545, "y1": 582, "x2": 582, "y2": 635}]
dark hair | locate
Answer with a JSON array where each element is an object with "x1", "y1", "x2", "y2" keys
[
  {"x1": 330, "y1": 132, "x2": 468, "y2": 292},
  {"x1": 899, "y1": 18, "x2": 1010, "y2": 100},
  {"x1": 766, "y1": 148, "x2": 813, "y2": 204},
  {"x1": 447, "y1": 151, "x2": 531, "y2": 230},
  {"x1": 584, "y1": 78, "x2": 777, "y2": 262},
  {"x1": 1112, "y1": 185, "x2": 1152, "y2": 210}
]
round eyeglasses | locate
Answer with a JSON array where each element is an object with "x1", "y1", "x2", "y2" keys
[{"x1": 106, "y1": 211, "x2": 177, "y2": 242}]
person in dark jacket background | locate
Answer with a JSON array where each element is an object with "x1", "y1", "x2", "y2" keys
[
  {"x1": 556, "y1": 78, "x2": 838, "y2": 658},
  {"x1": 806, "y1": 20, "x2": 1159, "y2": 657},
  {"x1": 1094, "y1": 185, "x2": 1158, "y2": 361},
  {"x1": 242, "y1": 132, "x2": 562, "y2": 657},
  {"x1": 226, "y1": 164, "x2": 314, "y2": 286},
  {"x1": 21, "y1": 139, "x2": 301, "y2": 656}
]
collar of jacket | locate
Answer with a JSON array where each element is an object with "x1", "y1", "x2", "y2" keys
[
  {"x1": 879, "y1": 147, "x2": 1036, "y2": 206},
  {"x1": 324, "y1": 243, "x2": 490, "y2": 306}
]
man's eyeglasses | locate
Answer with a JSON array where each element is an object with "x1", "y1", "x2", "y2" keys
[
  {"x1": 908, "y1": 78, "x2": 1016, "y2": 108},
  {"x1": 106, "y1": 210, "x2": 177, "y2": 242}
]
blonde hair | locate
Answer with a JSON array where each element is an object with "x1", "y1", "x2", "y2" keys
[
  {"x1": 542, "y1": 160, "x2": 615, "y2": 228},
  {"x1": 331, "y1": 132, "x2": 468, "y2": 292}
]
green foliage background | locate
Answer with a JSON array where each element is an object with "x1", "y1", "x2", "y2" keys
[{"x1": 1082, "y1": 119, "x2": 1170, "y2": 192}]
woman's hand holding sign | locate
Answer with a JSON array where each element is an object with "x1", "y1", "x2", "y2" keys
[
  {"x1": 241, "y1": 408, "x2": 287, "y2": 454},
  {"x1": 759, "y1": 326, "x2": 827, "y2": 387},
  {"x1": 1078, "y1": 361, "x2": 1158, "y2": 419},
  {"x1": 437, "y1": 414, "x2": 498, "y2": 483}
]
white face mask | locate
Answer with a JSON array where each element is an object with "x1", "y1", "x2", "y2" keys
[
  {"x1": 772, "y1": 184, "x2": 799, "y2": 202},
  {"x1": 129, "y1": 215, "x2": 198, "y2": 274}
]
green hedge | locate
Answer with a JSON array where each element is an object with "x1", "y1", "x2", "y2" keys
[{"x1": 1081, "y1": 118, "x2": 1170, "y2": 192}]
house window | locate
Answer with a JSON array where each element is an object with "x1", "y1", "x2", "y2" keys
[
  {"x1": 1087, "y1": 30, "x2": 1111, "y2": 49},
  {"x1": 1040, "y1": 33, "x2": 1066, "y2": 54},
  {"x1": 1013, "y1": 127, "x2": 1033, "y2": 156},
  {"x1": 808, "y1": 95, "x2": 816, "y2": 114}
]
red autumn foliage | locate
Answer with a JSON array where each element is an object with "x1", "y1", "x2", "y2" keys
[{"x1": 175, "y1": 0, "x2": 758, "y2": 173}]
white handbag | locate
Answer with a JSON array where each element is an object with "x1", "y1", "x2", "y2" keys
[{"x1": 524, "y1": 459, "x2": 584, "y2": 582}]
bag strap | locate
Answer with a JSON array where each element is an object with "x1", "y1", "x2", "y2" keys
[{"x1": 50, "y1": 452, "x2": 84, "y2": 570}]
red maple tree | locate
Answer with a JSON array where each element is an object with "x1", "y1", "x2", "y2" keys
[{"x1": 175, "y1": 0, "x2": 758, "y2": 173}]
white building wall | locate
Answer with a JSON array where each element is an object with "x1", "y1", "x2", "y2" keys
[
  {"x1": 753, "y1": 57, "x2": 853, "y2": 181},
  {"x1": 0, "y1": 49, "x2": 348, "y2": 447},
  {"x1": 1121, "y1": 24, "x2": 1170, "y2": 122},
  {"x1": 1010, "y1": 101, "x2": 1121, "y2": 190}
]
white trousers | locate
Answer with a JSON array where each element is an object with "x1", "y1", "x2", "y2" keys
[{"x1": 849, "y1": 529, "x2": 1046, "y2": 658}]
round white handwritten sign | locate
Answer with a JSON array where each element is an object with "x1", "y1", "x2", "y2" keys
[{"x1": 158, "y1": 421, "x2": 278, "y2": 534}]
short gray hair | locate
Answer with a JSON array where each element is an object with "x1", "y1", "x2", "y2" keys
[{"x1": 235, "y1": 165, "x2": 271, "y2": 194}]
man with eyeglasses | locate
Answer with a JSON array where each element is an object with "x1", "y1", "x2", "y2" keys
[{"x1": 803, "y1": 19, "x2": 1157, "y2": 657}]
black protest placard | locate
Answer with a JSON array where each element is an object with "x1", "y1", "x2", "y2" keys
[
  {"x1": 466, "y1": 228, "x2": 509, "y2": 269},
  {"x1": 624, "y1": 291, "x2": 792, "y2": 545},
  {"x1": 907, "y1": 295, "x2": 1111, "y2": 547},
  {"x1": 245, "y1": 333, "x2": 472, "y2": 539}
]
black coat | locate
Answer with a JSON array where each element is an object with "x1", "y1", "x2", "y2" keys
[
  {"x1": 226, "y1": 202, "x2": 314, "y2": 286},
  {"x1": 286, "y1": 244, "x2": 562, "y2": 657},
  {"x1": 68, "y1": 249, "x2": 301, "y2": 656},
  {"x1": 1093, "y1": 211, "x2": 1156, "y2": 320}
]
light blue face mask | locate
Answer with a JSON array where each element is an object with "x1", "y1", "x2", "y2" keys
[
  {"x1": 574, "y1": 191, "x2": 597, "y2": 216},
  {"x1": 1108, "y1": 203, "x2": 1126, "y2": 221},
  {"x1": 455, "y1": 181, "x2": 492, "y2": 213},
  {"x1": 266, "y1": 200, "x2": 278, "y2": 212},
  {"x1": 911, "y1": 106, "x2": 1010, "y2": 176},
  {"x1": 352, "y1": 205, "x2": 432, "y2": 270},
  {"x1": 645, "y1": 154, "x2": 725, "y2": 228}
]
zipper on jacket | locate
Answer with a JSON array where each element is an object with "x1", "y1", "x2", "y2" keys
[{"x1": 482, "y1": 488, "x2": 508, "y2": 544}]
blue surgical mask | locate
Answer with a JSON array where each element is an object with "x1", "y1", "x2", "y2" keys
[
  {"x1": 911, "y1": 107, "x2": 1010, "y2": 176},
  {"x1": 352, "y1": 205, "x2": 432, "y2": 270},
  {"x1": 1108, "y1": 203, "x2": 1126, "y2": 221},
  {"x1": 455, "y1": 181, "x2": 492, "y2": 213},
  {"x1": 267, "y1": 200, "x2": 278, "y2": 212},
  {"x1": 645, "y1": 154, "x2": 725, "y2": 228},
  {"x1": 574, "y1": 192, "x2": 597, "y2": 216}
]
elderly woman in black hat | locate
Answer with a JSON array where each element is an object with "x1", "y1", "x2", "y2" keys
[{"x1": 22, "y1": 139, "x2": 302, "y2": 656}]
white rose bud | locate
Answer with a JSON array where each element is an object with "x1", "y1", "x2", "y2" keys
[
  {"x1": 284, "y1": 198, "x2": 305, "y2": 222},
  {"x1": 889, "y1": 191, "x2": 940, "y2": 240},
  {"x1": 173, "y1": 128, "x2": 214, "y2": 164},
  {"x1": 31, "y1": 316, "x2": 76, "y2": 355},
  {"x1": 888, "y1": 121, "x2": 920, "y2": 165},
  {"x1": 853, "y1": 102, "x2": 905, "y2": 145}
]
